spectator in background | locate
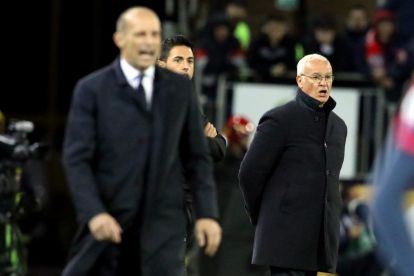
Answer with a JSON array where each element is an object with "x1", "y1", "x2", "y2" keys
[
  {"x1": 337, "y1": 183, "x2": 384, "y2": 276},
  {"x1": 390, "y1": 37, "x2": 414, "y2": 95},
  {"x1": 225, "y1": 0, "x2": 251, "y2": 51},
  {"x1": 371, "y1": 77, "x2": 414, "y2": 276},
  {"x1": 304, "y1": 15, "x2": 353, "y2": 73},
  {"x1": 365, "y1": 9, "x2": 405, "y2": 105},
  {"x1": 247, "y1": 14, "x2": 298, "y2": 82},
  {"x1": 343, "y1": 4, "x2": 370, "y2": 74},
  {"x1": 379, "y1": 0, "x2": 414, "y2": 46},
  {"x1": 195, "y1": 12, "x2": 246, "y2": 117}
]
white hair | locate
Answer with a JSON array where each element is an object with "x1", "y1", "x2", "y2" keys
[{"x1": 296, "y1": 54, "x2": 330, "y2": 75}]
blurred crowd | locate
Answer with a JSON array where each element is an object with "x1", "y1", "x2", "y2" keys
[
  {"x1": 180, "y1": 1, "x2": 413, "y2": 276},
  {"x1": 184, "y1": 0, "x2": 413, "y2": 120}
]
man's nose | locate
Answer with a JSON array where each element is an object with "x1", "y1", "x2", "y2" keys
[
  {"x1": 182, "y1": 63, "x2": 190, "y2": 71},
  {"x1": 143, "y1": 34, "x2": 159, "y2": 44},
  {"x1": 320, "y1": 77, "x2": 328, "y2": 84}
]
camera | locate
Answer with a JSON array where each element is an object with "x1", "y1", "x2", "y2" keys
[
  {"x1": 0, "y1": 120, "x2": 47, "y2": 199},
  {"x1": 0, "y1": 121, "x2": 46, "y2": 161},
  {"x1": 0, "y1": 120, "x2": 47, "y2": 275}
]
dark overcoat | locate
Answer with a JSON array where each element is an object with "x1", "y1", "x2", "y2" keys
[
  {"x1": 239, "y1": 89, "x2": 347, "y2": 273},
  {"x1": 61, "y1": 59, "x2": 218, "y2": 276}
]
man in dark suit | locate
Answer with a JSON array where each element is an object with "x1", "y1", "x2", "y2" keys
[
  {"x1": 239, "y1": 54, "x2": 347, "y2": 276},
  {"x1": 158, "y1": 35, "x2": 226, "y2": 162},
  {"x1": 158, "y1": 35, "x2": 226, "y2": 249},
  {"x1": 62, "y1": 6, "x2": 221, "y2": 276}
]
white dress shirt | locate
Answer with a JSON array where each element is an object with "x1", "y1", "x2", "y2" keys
[{"x1": 120, "y1": 58, "x2": 155, "y2": 107}]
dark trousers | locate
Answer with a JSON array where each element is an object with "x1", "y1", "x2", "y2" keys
[
  {"x1": 90, "y1": 228, "x2": 186, "y2": 276},
  {"x1": 90, "y1": 222, "x2": 142, "y2": 276},
  {"x1": 270, "y1": 266, "x2": 317, "y2": 276}
]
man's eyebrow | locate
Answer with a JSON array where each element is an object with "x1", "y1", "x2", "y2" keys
[
  {"x1": 172, "y1": 56, "x2": 184, "y2": 59},
  {"x1": 310, "y1": 73, "x2": 332, "y2": 76}
]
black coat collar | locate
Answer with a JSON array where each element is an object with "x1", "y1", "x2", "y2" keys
[{"x1": 296, "y1": 88, "x2": 336, "y2": 113}]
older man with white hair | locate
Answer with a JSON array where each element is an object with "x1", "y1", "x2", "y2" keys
[{"x1": 239, "y1": 54, "x2": 347, "y2": 276}]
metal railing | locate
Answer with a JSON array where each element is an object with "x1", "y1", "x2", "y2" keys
[{"x1": 206, "y1": 72, "x2": 387, "y2": 180}]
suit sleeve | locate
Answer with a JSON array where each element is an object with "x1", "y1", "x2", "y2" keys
[
  {"x1": 207, "y1": 133, "x2": 227, "y2": 162},
  {"x1": 62, "y1": 81, "x2": 106, "y2": 224},
  {"x1": 201, "y1": 114, "x2": 227, "y2": 162},
  {"x1": 181, "y1": 80, "x2": 219, "y2": 219},
  {"x1": 238, "y1": 113, "x2": 285, "y2": 225}
]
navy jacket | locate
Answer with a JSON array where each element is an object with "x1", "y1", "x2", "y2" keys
[
  {"x1": 239, "y1": 89, "x2": 347, "y2": 272},
  {"x1": 62, "y1": 59, "x2": 218, "y2": 275}
]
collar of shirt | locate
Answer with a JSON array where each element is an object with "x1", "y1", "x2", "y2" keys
[{"x1": 120, "y1": 58, "x2": 155, "y2": 104}]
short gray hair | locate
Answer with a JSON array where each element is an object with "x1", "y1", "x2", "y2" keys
[{"x1": 296, "y1": 54, "x2": 330, "y2": 75}]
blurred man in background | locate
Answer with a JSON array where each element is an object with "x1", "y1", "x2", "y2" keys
[
  {"x1": 62, "y1": 7, "x2": 221, "y2": 276},
  {"x1": 372, "y1": 77, "x2": 414, "y2": 276}
]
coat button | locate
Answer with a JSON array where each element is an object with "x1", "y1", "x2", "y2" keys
[
  {"x1": 324, "y1": 142, "x2": 327, "y2": 149},
  {"x1": 326, "y1": 169, "x2": 331, "y2": 176},
  {"x1": 314, "y1": 116, "x2": 319, "y2": 122}
]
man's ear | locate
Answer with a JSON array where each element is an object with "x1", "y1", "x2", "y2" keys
[
  {"x1": 158, "y1": 60, "x2": 166, "y2": 68},
  {"x1": 296, "y1": 75, "x2": 302, "y2": 88},
  {"x1": 113, "y1": 32, "x2": 124, "y2": 48}
]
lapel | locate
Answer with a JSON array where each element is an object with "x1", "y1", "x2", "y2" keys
[
  {"x1": 113, "y1": 58, "x2": 152, "y2": 115},
  {"x1": 143, "y1": 67, "x2": 187, "y2": 223},
  {"x1": 144, "y1": 67, "x2": 169, "y2": 214}
]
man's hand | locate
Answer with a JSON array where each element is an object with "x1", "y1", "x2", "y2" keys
[
  {"x1": 204, "y1": 122, "x2": 218, "y2": 138},
  {"x1": 88, "y1": 213, "x2": 123, "y2": 243},
  {"x1": 195, "y1": 218, "x2": 222, "y2": 256}
]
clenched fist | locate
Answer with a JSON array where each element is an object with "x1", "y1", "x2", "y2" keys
[
  {"x1": 195, "y1": 218, "x2": 222, "y2": 256},
  {"x1": 88, "y1": 213, "x2": 123, "y2": 243}
]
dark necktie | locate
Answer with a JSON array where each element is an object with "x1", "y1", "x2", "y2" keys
[{"x1": 137, "y1": 74, "x2": 147, "y2": 109}]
